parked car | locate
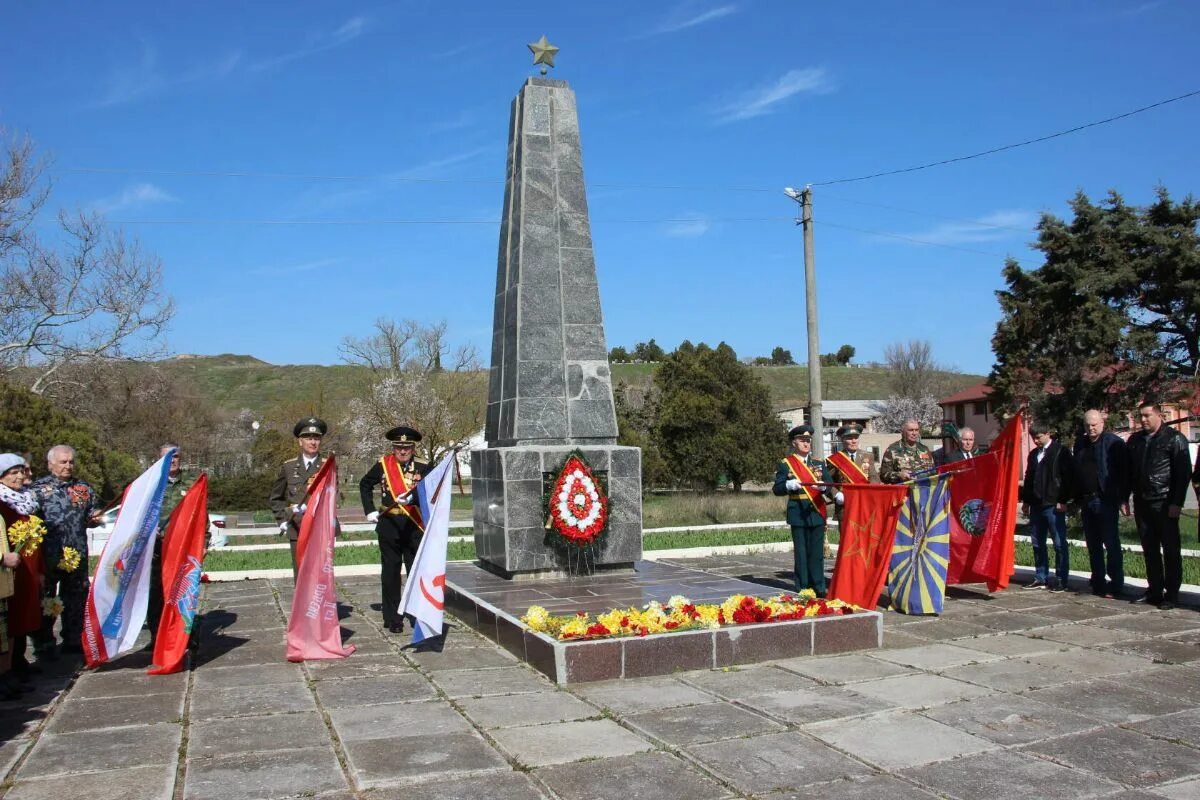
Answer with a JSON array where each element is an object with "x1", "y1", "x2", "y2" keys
[{"x1": 88, "y1": 506, "x2": 227, "y2": 553}]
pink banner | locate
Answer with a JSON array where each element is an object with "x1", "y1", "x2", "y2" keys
[{"x1": 286, "y1": 456, "x2": 355, "y2": 661}]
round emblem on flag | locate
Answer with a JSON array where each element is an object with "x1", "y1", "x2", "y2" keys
[
  {"x1": 958, "y1": 499, "x2": 990, "y2": 536},
  {"x1": 548, "y1": 454, "x2": 609, "y2": 547}
]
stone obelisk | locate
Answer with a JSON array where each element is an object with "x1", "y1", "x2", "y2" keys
[{"x1": 471, "y1": 71, "x2": 643, "y2": 578}]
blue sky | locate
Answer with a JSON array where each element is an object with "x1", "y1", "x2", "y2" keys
[{"x1": 3, "y1": 1, "x2": 1198, "y2": 375}]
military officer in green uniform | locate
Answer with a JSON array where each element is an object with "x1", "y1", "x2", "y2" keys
[
  {"x1": 880, "y1": 418, "x2": 935, "y2": 484},
  {"x1": 359, "y1": 426, "x2": 429, "y2": 633},
  {"x1": 772, "y1": 424, "x2": 832, "y2": 595},
  {"x1": 269, "y1": 417, "x2": 330, "y2": 579}
]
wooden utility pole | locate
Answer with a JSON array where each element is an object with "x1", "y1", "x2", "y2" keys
[{"x1": 801, "y1": 187, "x2": 824, "y2": 458}]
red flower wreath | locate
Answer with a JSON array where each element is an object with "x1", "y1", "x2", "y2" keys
[{"x1": 548, "y1": 455, "x2": 609, "y2": 547}]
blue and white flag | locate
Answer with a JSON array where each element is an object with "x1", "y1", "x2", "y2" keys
[
  {"x1": 886, "y1": 473, "x2": 953, "y2": 616},
  {"x1": 398, "y1": 452, "x2": 456, "y2": 645},
  {"x1": 83, "y1": 449, "x2": 175, "y2": 667}
]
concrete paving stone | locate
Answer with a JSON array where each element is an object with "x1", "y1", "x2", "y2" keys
[
  {"x1": 761, "y1": 773, "x2": 941, "y2": 800},
  {"x1": 408, "y1": 646, "x2": 519, "y2": 671},
  {"x1": 900, "y1": 618, "x2": 994, "y2": 641},
  {"x1": 1155, "y1": 778, "x2": 1200, "y2": 799},
  {"x1": 1108, "y1": 637, "x2": 1200, "y2": 664},
  {"x1": 677, "y1": 665, "x2": 820, "y2": 698},
  {"x1": 490, "y1": 719, "x2": 653, "y2": 767},
  {"x1": 1129, "y1": 708, "x2": 1200, "y2": 748},
  {"x1": 952, "y1": 632, "x2": 1071, "y2": 658},
  {"x1": 969, "y1": 610, "x2": 1062, "y2": 632},
  {"x1": 965, "y1": 591, "x2": 1057, "y2": 611},
  {"x1": 1033, "y1": 623, "x2": 1145, "y2": 647},
  {"x1": 342, "y1": 733, "x2": 508, "y2": 789},
  {"x1": 189, "y1": 681, "x2": 316, "y2": 721},
  {"x1": 879, "y1": 630, "x2": 928, "y2": 650},
  {"x1": 0, "y1": 737, "x2": 29, "y2": 775},
  {"x1": 1024, "y1": 726, "x2": 1200, "y2": 788},
  {"x1": 306, "y1": 655, "x2": 415, "y2": 681},
  {"x1": 340, "y1": 638, "x2": 395, "y2": 656},
  {"x1": 687, "y1": 730, "x2": 872, "y2": 794},
  {"x1": 46, "y1": 691, "x2": 184, "y2": 733},
  {"x1": 183, "y1": 745, "x2": 348, "y2": 800},
  {"x1": 188, "y1": 710, "x2": 330, "y2": 758},
  {"x1": 625, "y1": 700, "x2": 785, "y2": 746},
  {"x1": 902, "y1": 748, "x2": 1119, "y2": 799},
  {"x1": 1131, "y1": 664, "x2": 1200, "y2": 704},
  {"x1": 571, "y1": 676, "x2": 716, "y2": 713},
  {"x1": 458, "y1": 690, "x2": 597, "y2": 729},
  {"x1": 69, "y1": 667, "x2": 188, "y2": 699},
  {"x1": 1092, "y1": 614, "x2": 1200, "y2": 637},
  {"x1": 194, "y1": 641, "x2": 286, "y2": 668},
  {"x1": 1094, "y1": 792, "x2": 1182, "y2": 800},
  {"x1": 940, "y1": 658, "x2": 1076, "y2": 693},
  {"x1": 776, "y1": 652, "x2": 914, "y2": 684},
  {"x1": 20, "y1": 722, "x2": 181, "y2": 777},
  {"x1": 1025, "y1": 677, "x2": 1197, "y2": 724},
  {"x1": 920, "y1": 693, "x2": 1102, "y2": 745},
  {"x1": 1026, "y1": 648, "x2": 1154, "y2": 679},
  {"x1": 847, "y1": 672, "x2": 993, "y2": 709},
  {"x1": 3, "y1": 764, "x2": 176, "y2": 800},
  {"x1": 1164, "y1": 628, "x2": 1200, "y2": 645},
  {"x1": 329, "y1": 698, "x2": 473, "y2": 742},
  {"x1": 535, "y1": 751, "x2": 732, "y2": 800},
  {"x1": 314, "y1": 672, "x2": 438, "y2": 708},
  {"x1": 805, "y1": 710, "x2": 996, "y2": 769},
  {"x1": 737, "y1": 686, "x2": 895, "y2": 725},
  {"x1": 869, "y1": 642, "x2": 1003, "y2": 671},
  {"x1": 362, "y1": 770, "x2": 548, "y2": 800},
  {"x1": 1033, "y1": 601, "x2": 1126, "y2": 622},
  {"x1": 430, "y1": 666, "x2": 553, "y2": 698},
  {"x1": 191, "y1": 662, "x2": 305, "y2": 691}
]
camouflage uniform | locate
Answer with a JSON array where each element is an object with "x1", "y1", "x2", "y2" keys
[
  {"x1": 879, "y1": 440, "x2": 934, "y2": 484},
  {"x1": 31, "y1": 475, "x2": 98, "y2": 650}
]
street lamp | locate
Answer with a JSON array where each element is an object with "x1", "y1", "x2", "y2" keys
[{"x1": 784, "y1": 185, "x2": 824, "y2": 458}]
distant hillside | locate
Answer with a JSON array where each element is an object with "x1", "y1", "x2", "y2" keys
[{"x1": 162, "y1": 355, "x2": 984, "y2": 417}]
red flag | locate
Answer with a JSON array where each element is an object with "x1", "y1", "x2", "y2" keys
[
  {"x1": 828, "y1": 484, "x2": 909, "y2": 608},
  {"x1": 286, "y1": 456, "x2": 355, "y2": 662},
  {"x1": 148, "y1": 474, "x2": 209, "y2": 675},
  {"x1": 942, "y1": 415, "x2": 1024, "y2": 591}
]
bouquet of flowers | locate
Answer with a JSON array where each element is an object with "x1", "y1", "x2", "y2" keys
[
  {"x1": 8, "y1": 515, "x2": 47, "y2": 556},
  {"x1": 58, "y1": 546, "x2": 82, "y2": 573},
  {"x1": 42, "y1": 596, "x2": 64, "y2": 618}
]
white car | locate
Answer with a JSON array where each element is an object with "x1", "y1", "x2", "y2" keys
[{"x1": 88, "y1": 506, "x2": 227, "y2": 553}]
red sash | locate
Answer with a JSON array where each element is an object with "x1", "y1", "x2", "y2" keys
[
  {"x1": 785, "y1": 455, "x2": 827, "y2": 519},
  {"x1": 380, "y1": 455, "x2": 424, "y2": 531},
  {"x1": 827, "y1": 451, "x2": 869, "y2": 485}
]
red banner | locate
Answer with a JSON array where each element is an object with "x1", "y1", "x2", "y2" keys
[
  {"x1": 828, "y1": 484, "x2": 909, "y2": 608},
  {"x1": 148, "y1": 474, "x2": 209, "y2": 675},
  {"x1": 942, "y1": 415, "x2": 1024, "y2": 591},
  {"x1": 287, "y1": 456, "x2": 355, "y2": 662}
]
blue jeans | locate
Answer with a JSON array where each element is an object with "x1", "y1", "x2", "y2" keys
[
  {"x1": 1080, "y1": 497, "x2": 1123, "y2": 594},
  {"x1": 1030, "y1": 504, "x2": 1069, "y2": 584}
]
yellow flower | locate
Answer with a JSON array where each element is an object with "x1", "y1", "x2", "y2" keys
[
  {"x1": 721, "y1": 594, "x2": 748, "y2": 621},
  {"x1": 7, "y1": 515, "x2": 47, "y2": 557},
  {"x1": 42, "y1": 596, "x2": 64, "y2": 618},
  {"x1": 522, "y1": 605, "x2": 551, "y2": 632},
  {"x1": 58, "y1": 546, "x2": 82, "y2": 573},
  {"x1": 667, "y1": 594, "x2": 691, "y2": 609},
  {"x1": 558, "y1": 615, "x2": 591, "y2": 639}
]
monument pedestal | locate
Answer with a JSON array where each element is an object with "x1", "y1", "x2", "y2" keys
[{"x1": 471, "y1": 445, "x2": 642, "y2": 578}]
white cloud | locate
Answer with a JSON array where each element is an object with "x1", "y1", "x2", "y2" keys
[
  {"x1": 645, "y1": 3, "x2": 738, "y2": 36},
  {"x1": 249, "y1": 257, "x2": 343, "y2": 277},
  {"x1": 714, "y1": 67, "x2": 834, "y2": 123},
  {"x1": 92, "y1": 183, "x2": 178, "y2": 215},
  {"x1": 385, "y1": 147, "x2": 494, "y2": 180},
  {"x1": 248, "y1": 16, "x2": 368, "y2": 72},
  {"x1": 894, "y1": 210, "x2": 1037, "y2": 245},
  {"x1": 662, "y1": 214, "x2": 711, "y2": 238}
]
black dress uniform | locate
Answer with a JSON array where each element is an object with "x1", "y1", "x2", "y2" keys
[
  {"x1": 269, "y1": 417, "x2": 329, "y2": 579},
  {"x1": 359, "y1": 426, "x2": 430, "y2": 632}
]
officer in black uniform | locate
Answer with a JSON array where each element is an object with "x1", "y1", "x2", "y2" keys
[
  {"x1": 269, "y1": 417, "x2": 330, "y2": 579},
  {"x1": 359, "y1": 426, "x2": 430, "y2": 633}
]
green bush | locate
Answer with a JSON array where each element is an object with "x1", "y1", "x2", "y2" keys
[{"x1": 207, "y1": 471, "x2": 278, "y2": 512}]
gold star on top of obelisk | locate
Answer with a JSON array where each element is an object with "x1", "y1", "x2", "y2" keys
[{"x1": 528, "y1": 35, "x2": 559, "y2": 75}]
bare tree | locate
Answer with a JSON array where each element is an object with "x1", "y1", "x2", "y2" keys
[
  {"x1": 0, "y1": 136, "x2": 173, "y2": 395},
  {"x1": 339, "y1": 318, "x2": 477, "y2": 376}
]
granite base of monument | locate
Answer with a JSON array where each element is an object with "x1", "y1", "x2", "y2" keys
[
  {"x1": 471, "y1": 444, "x2": 643, "y2": 578},
  {"x1": 444, "y1": 560, "x2": 883, "y2": 684}
]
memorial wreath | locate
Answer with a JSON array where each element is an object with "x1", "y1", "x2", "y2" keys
[{"x1": 545, "y1": 451, "x2": 609, "y2": 550}]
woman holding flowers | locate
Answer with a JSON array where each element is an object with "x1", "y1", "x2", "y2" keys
[{"x1": 0, "y1": 453, "x2": 45, "y2": 698}]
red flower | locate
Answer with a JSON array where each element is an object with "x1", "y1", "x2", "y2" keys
[
  {"x1": 586, "y1": 623, "x2": 610, "y2": 637},
  {"x1": 620, "y1": 616, "x2": 630, "y2": 627},
  {"x1": 548, "y1": 455, "x2": 609, "y2": 547},
  {"x1": 664, "y1": 620, "x2": 680, "y2": 630}
]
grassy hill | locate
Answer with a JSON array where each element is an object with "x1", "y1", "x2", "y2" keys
[{"x1": 163, "y1": 355, "x2": 984, "y2": 417}]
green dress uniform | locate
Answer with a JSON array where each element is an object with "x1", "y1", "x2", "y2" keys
[
  {"x1": 772, "y1": 445, "x2": 831, "y2": 594},
  {"x1": 269, "y1": 453, "x2": 329, "y2": 579},
  {"x1": 879, "y1": 440, "x2": 934, "y2": 484}
]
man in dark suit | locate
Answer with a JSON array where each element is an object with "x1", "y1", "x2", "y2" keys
[
  {"x1": 1072, "y1": 410, "x2": 1131, "y2": 598},
  {"x1": 1021, "y1": 425, "x2": 1074, "y2": 591},
  {"x1": 269, "y1": 417, "x2": 329, "y2": 579},
  {"x1": 359, "y1": 425, "x2": 430, "y2": 633}
]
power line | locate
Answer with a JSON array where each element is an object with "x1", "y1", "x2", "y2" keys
[
  {"x1": 810, "y1": 88, "x2": 1200, "y2": 186},
  {"x1": 820, "y1": 220, "x2": 1029, "y2": 260},
  {"x1": 105, "y1": 215, "x2": 795, "y2": 226}
]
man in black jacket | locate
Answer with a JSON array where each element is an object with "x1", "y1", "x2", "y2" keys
[
  {"x1": 1021, "y1": 425, "x2": 1074, "y2": 591},
  {"x1": 1072, "y1": 410, "x2": 1131, "y2": 598},
  {"x1": 1127, "y1": 401, "x2": 1193, "y2": 609}
]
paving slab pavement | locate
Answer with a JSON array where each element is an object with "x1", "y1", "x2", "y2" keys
[{"x1": 1, "y1": 554, "x2": 1199, "y2": 799}]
